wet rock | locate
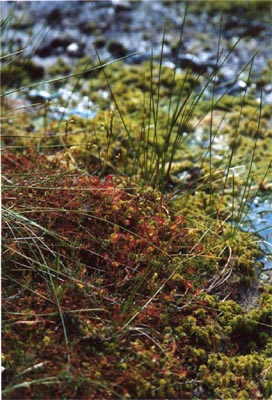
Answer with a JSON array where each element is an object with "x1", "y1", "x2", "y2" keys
[
  {"x1": 36, "y1": 35, "x2": 76, "y2": 57},
  {"x1": 224, "y1": 17, "x2": 265, "y2": 38},
  {"x1": 51, "y1": 36, "x2": 73, "y2": 49},
  {"x1": 227, "y1": 80, "x2": 247, "y2": 95},
  {"x1": 81, "y1": 21, "x2": 99, "y2": 34},
  {"x1": 67, "y1": 42, "x2": 85, "y2": 58},
  {"x1": 263, "y1": 84, "x2": 272, "y2": 102},
  {"x1": 178, "y1": 53, "x2": 217, "y2": 74},
  {"x1": 93, "y1": 36, "x2": 106, "y2": 49},
  {"x1": 28, "y1": 89, "x2": 53, "y2": 103},
  {"x1": 111, "y1": 0, "x2": 133, "y2": 12},
  {"x1": 244, "y1": 22, "x2": 265, "y2": 37},
  {"x1": 46, "y1": 7, "x2": 62, "y2": 26},
  {"x1": 108, "y1": 40, "x2": 127, "y2": 58},
  {"x1": 214, "y1": 79, "x2": 248, "y2": 97}
]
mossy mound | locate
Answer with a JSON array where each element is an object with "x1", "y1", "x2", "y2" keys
[{"x1": 2, "y1": 150, "x2": 271, "y2": 399}]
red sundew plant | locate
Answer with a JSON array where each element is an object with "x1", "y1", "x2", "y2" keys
[
  {"x1": 2, "y1": 150, "x2": 200, "y2": 309},
  {"x1": 2, "y1": 148, "x2": 271, "y2": 399}
]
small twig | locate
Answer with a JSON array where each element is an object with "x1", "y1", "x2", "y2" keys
[{"x1": 204, "y1": 245, "x2": 234, "y2": 293}]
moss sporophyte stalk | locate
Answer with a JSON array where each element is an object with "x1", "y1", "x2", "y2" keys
[{"x1": 1, "y1": 3, "x2": 272, "y2": 399}]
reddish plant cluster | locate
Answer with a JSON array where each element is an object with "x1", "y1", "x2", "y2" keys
[
  {"x1": 2, "y1": 150, "x2": 268, "y2": 400},
  {"x1": 1, "y1": 150, "x2": 202, "y2": 398},
  {"x1": 2, "y1": 150, "x2": 198, "y2": 302}
]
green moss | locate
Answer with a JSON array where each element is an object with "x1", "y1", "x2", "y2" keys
[
  {"x1": 188, "y1": 0, "x2": 271, "y2": 20},
  {"x1": 47, "y1": 58, "x2": 72, "y2": 77}
]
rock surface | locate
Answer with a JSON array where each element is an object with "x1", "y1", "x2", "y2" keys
[{"x1": 1, "y1": 0, "x2": 271, "y2": 93}]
